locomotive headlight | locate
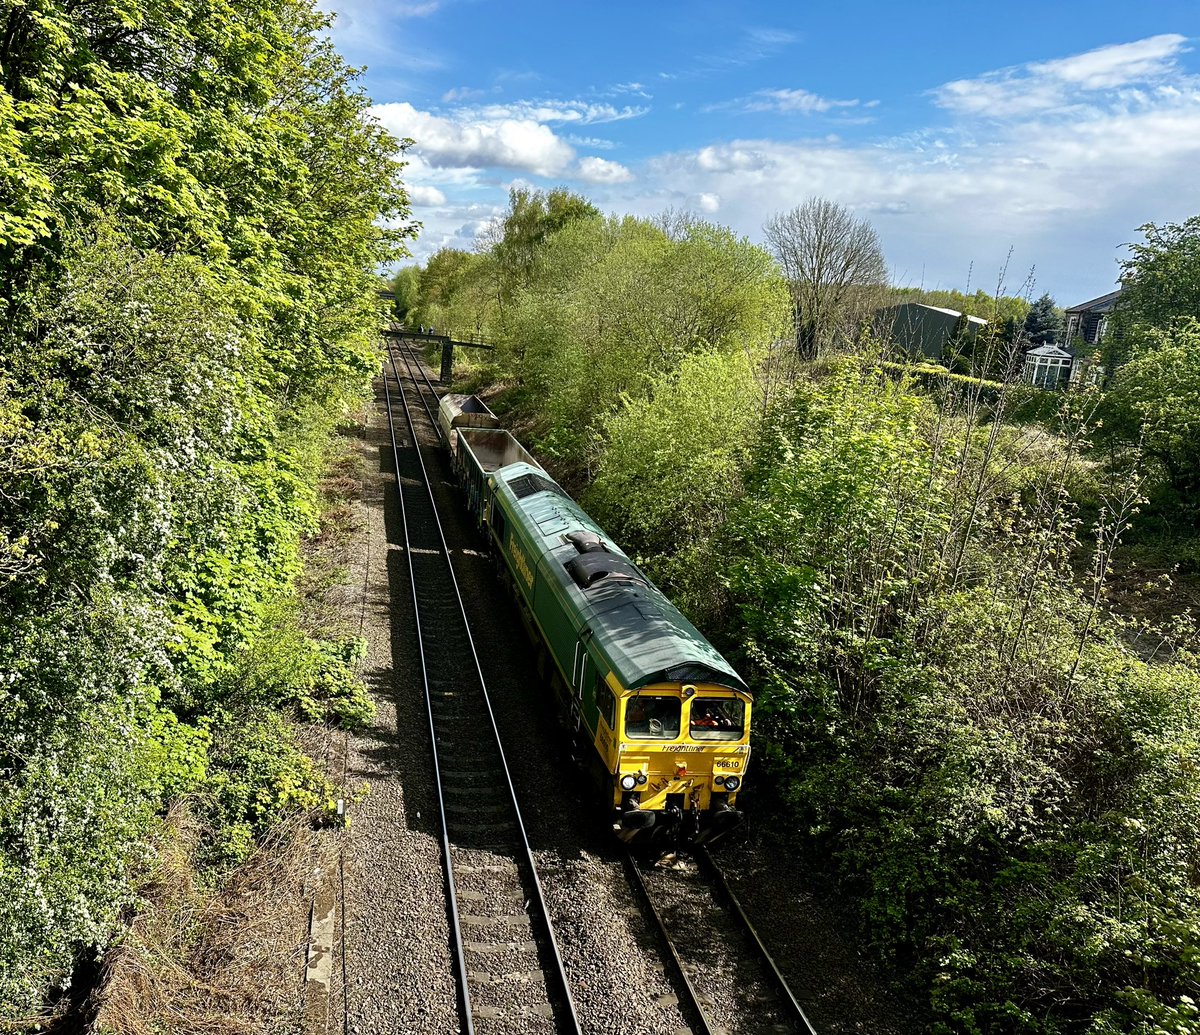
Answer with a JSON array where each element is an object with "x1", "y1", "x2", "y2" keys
[
  {"x1": 714, "y1": 775, "x2": 726, "y2": 786},
  {"x1": 635, "y1": 772, "x2": 647, "y2": 785},
  {"x1": 722, "y1": 776, "x2": 741, "y2": 791},
  {"x1": 620, "y1": 774, "x2": 638, "y2": 791}
]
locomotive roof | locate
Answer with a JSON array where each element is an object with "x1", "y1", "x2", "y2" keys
[{"x1": 491, "y1": 462, "x2": 749, "y2": 695}]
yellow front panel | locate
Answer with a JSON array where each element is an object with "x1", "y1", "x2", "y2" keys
[{"x1": 610, "y1": 683, "x2": 751, "y2": 811}]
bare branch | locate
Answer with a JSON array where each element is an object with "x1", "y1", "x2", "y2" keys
[{"x1": 763, "y1": 197, "x2": 887, "y2": 360}]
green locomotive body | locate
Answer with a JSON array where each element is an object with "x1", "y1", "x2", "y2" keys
[{"x1": 442, "y1": 399, "x2": 750, "y2": 843}]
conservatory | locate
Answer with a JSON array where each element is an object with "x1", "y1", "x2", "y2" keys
[{"x1": 1022, "y1": 344, "x2": 1075, "y2": 389}]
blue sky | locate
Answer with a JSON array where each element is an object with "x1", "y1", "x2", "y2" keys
[{"x1": 324, "y1": 0, "x2": 1200, "y2": 304}]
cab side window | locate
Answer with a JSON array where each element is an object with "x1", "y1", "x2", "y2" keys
[
  {"x1": 492, "y1": 501, "x2": 507, "y2": 544},
  {"x1": 595, "y1": 677, "x2": 616, "y2": 729}
]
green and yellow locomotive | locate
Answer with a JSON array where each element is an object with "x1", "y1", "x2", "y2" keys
[{"x1": 439, "y1": 395, "x2": 751, "y2": 844}]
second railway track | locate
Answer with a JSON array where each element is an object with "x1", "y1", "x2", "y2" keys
[
  {"x1": 383, "y1": 339, "x2": 580, "y2": 1035},
  {"x1": 626, "y1": 847, "x2": 819, "y2": 1035}
]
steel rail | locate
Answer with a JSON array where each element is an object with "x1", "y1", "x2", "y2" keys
[
  {"x1": 386, "y1": 341, "x2": 583, "y2": 1035},
  {"x1": 380, "y1": 364, "x2": 475, "y2": 1033},
  {"x1": 621, "y1": 852, "x2": 715, "y2": 1035},
  {"x1": 398, "y1": 335, "x2": 445, "y2": 433},
  {"x1": 697, "y1": 847, "x2": 820, "y2": 1035}
]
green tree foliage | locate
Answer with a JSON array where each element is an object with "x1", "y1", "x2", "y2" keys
[
  {"x1": 0, "y1": 0, "x2": 407, "y2": 379},
  {"x1": 412, "y1": 247, "x2": 491, "y2": 334},
  {"x1": 1117, "y1": 216, "x2": 1200, "y2": 333},
  {"x1": 585, "y1": 349, "x2": 764, "y2": 618},
  {"x1": 492, "y1": 185, "x2": 600, "y2": 300},
  {"x1": 1022, "y1": 292, "x2": 1064, "y2": 346},
  {"x1": 0, "y1": 0, "x2": 408, "y2": 1016},
  {"x1": 710, "y1": 367, "x2": 1200, "y2": 1033},
  {"x1": 410, "y1": 206, "x2": 788, "y2": 441},
  {"x1": 1096, "y1": 216, "x2": 1200, "y2": 527},
  {"x1": 389, "y1": 265, "x2": 421, "y2": 322},
  {"x1": 1102, "y1": 319, "x2": 1200, "y2": 517},
  {"x1": 503, "y1": 214, "x2": 789, "y2": 468}
]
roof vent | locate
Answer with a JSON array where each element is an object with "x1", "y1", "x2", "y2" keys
[
  {"x1": 508, "y1": 472, "x2": 565, "y2": 500},
  {"x1": 566, "y1": 530, "x2": 607, "y2": 554},
  {"x1": 564, "y1": 552, "x2": 646, "y2": 590}
]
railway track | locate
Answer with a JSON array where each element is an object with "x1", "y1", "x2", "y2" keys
[
  {"x1": 625, "y1": 847, "x2": 819, "y2": 1035},
  {"x1": 382, "y1": 339, "x2": 580, "y2": 1035},
  {"x1": 389, "y1": 336, "x2": 823, "y2": 1034}
]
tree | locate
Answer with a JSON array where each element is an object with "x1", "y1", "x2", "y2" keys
[
  {"x1": 0, "y1": 0, "x2": 409, "y2": 1013},
  {"x1": 1117, "y1": 216, "x2": 1200, "y2": 332},
  {"x1": 412, "y1": 248, "x2": 490, "y2": 333},
  {"x1": 1103, "y1": 319, "x2": 1200, "y2": 517},
  {"x1": 763, "y1": 197, "x2": 888, "y2": 360},
  {"x1": 390, "y1": 265, "x2": 421, "y2": 321},
  {"x1": 493, "y1": 186, "x2": 600, "y2": 298},
  {"x1": 1022, "y1": 292, "x2": 1063, "y2": 346}
]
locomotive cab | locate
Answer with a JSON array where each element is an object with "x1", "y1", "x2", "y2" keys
[{"x1": 606, "y1": 681, "x2": 752, "y2": 845}]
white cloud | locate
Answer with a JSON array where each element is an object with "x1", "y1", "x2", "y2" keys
[
  {"x1": 746, "y1": 27, "x2": 799, "y2": 47},
  {"x1": 321, "y1": 0, "x2": 444, "y2": 71},
  {"x1": 370, "y1": 95, "x2": 650, "y2": 185},
  {"x1": 407, "y1": 184, "x2": 447, "y2": 206},
  {"x1": 566, "y1": 134, "x2": 617, "y2": 150},
  {"x1": 695, "y1": 192, "x2": 721, "y2": 214},
  {"x1": 611, "y1": 81, "x2": 652, "y2": 99},
  {"x1": 399, "y1": 201, "x2": 506, "y2": 264},
  {"x1": 934, "y1": 33, "x2": 1191, "y2": 117},
  {"x1": 469, "y1": 100, "x2": 649, "y2": 125},
  {"x1": 442, "y1": 86, "x2": 485, "y2": 102},
  {"x1": 400, "y1": 151, "x2": 488, "y2": 188},
  {"x1": 626, "y1": 72, "x2": 1200, "y2": 301},
  {"x1": 679, "y1": 25, "x2": 800, "y2": 79},
  {"x1": 373, "y1": 101, "x2": 575, "y2": 175},
  {"x1": 1032, "y1": 34, "x2": 1189, "y2": 89},
  {"x1": 395, "y1": 1, "x2": 438, "y2": 15},
  {"x1": 695, "y1": 145, "x2": 768, "y2": 172},
  {"x1": 744, "y1": 87, "x2": 866, "y2": 114},
  {"x1": 577, "y1": 156, "x2": 633, "y2": 184}
]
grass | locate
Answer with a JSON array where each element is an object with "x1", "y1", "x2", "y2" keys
[
  {"x1": 89, "y1": 416, "x2": 372, "y2": 1033},
  {"x1": 93, "y1": 805, "x2": 324, "y2": 1035}
]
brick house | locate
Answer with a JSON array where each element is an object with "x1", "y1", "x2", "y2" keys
[{"x1": 1063, "y1": 288, "x2": 1121, "y2": 345}]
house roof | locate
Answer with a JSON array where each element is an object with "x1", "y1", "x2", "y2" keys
[
  {"x1": 881, "y1": 303, "x2": 988, "y2": 325},
  {"x1": 1064, "y1": 288, "x2": 1121, "y2": 314},
  {"x1": 923, "y1": 305, "x2": 987, "y2": 326},
  {"x1": 1026, "y1": 344, "x2": 1074, "y2": 359}
]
